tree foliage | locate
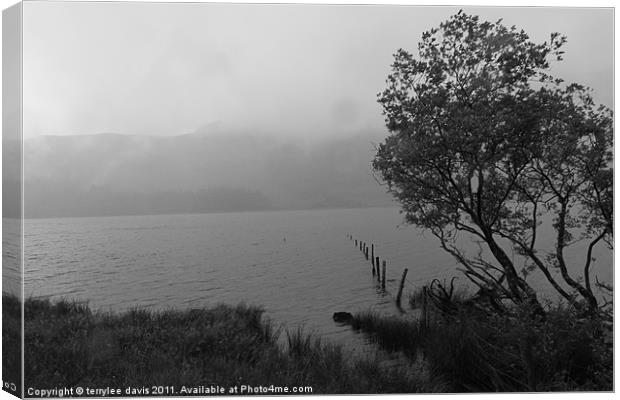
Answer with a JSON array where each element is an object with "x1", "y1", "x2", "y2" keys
[{"x1": 373, "y1": 11, "x2": 613, "y2": 314}]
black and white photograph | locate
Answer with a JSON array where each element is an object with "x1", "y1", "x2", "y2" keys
[{"x1": 1, "y1": 0, "x2": 615, "y2": 396}]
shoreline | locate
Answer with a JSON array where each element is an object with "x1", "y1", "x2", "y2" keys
[
  {"x1": 3, "y1": 292, "x2": 612, "y2": 394},
  {"x1": 4, "y1": 294, "x2": 439, "y2": 395}
]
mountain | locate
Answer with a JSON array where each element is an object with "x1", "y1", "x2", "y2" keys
[{"x1": 22, "y1": 130, "x2": 395, "y2": 218}]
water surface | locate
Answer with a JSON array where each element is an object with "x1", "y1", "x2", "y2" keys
[{"x1": 19, "y1": 207, "x2": 612, "y2": 348}]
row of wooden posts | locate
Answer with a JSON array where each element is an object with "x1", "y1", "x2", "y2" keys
[{"x1": 347, "y1": 234, "x2": 409, "y2": 309}]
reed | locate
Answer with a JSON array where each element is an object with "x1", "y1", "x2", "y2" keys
[
  {"x1": 350, "y1": 311, "x2": 424, "y2": 358},
  {"x1": 352, "y1": 295, "x2": 612, "y2": 392},
  {"x1": 8, "y1": 294, "x2": 441, "y2": 394}
]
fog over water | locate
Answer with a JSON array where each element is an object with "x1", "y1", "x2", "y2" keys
[
  {"x1": 22, "y1": 130, "x2": 394, "y2": 218},
  {"x1": 19, "y1": 4, "x2": 613, "y2": 218}
]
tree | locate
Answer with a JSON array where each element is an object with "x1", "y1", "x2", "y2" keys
[{"x1": 373, "y1": 11, "x2": 613, "y2": 314}]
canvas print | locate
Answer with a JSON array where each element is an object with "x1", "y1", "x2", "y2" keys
[{"x1": 2, "y1": 1, "x2": 614, "y2": 397}]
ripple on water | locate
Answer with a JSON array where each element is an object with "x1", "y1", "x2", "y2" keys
[{"x1": 20, "y1": 208, "x2": 613, "y2": 353}]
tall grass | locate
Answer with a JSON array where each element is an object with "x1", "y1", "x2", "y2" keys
[
  {"x1": 6, "y1": 292, "x2": 611, "y2": 393},
  {"x1": 8, "y1": 294, "x2": 443, "y2": 394},
  {"x1": 351, "y1": 295, "x2": 613, "y2": 392},
  {"x1": 408, "y1": 284, "x2": 473, "y2": 311},
  {"x1": 2, "y1": 293, "x2": 22, "y2": 394},
  {"x1": 350, "y1": 311, "x2": 423, "y2": 358}
]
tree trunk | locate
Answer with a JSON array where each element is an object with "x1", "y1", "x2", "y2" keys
[{"x1": 484, "y1": 232, "x2": 543, "y2": 313}]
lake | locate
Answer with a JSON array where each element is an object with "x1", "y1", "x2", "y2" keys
[{"x1": 12, "y1": 207, "x2": 614, "y2": 349}]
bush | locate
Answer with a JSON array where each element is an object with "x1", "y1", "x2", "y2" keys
[{"x1": 353, "y1": 295, "x2": 612, "y2": 392}]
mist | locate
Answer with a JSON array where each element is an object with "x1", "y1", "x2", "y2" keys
[
  {"x1": 23, "y1": 4, "x2": 613, "y2": 140},
  {"x1": 23, "y1": 130, "x2": 394, "y2": 218},
  {"x1": 20, "y1": 3, "x2": 613, "y2": 217}
]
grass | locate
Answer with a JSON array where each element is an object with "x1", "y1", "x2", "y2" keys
[
  {"x1": 4, "y1": 294, "x2": 446, "y2": 394},
  {"x1": 408, "y1": 284, "x2": 472, "y2": 311},
  {"x1": 350, "y1": 311, "x2": 424, "y2": 358},
  {"x1": 350, "y1": 290, "x2": 613, "y2": 392},
  {"x1": 4, "y1": 291, "x2": 612, "y2": 393},
  {"x1": 2, "y1": 294, "x2": 22, "y2": 395}
]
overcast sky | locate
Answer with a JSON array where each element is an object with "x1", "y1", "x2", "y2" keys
[{"x1": 22, "y1": 3, "x2": 613, "y2": 139}]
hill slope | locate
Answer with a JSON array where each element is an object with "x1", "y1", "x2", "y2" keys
[{"x1": 23, "y1": 130, "x2": 394, "y2": 218}]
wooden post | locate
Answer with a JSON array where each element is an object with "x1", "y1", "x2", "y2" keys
[
  {"x1": 371, "y1": 244, "x2": 375, "y2": 268},
  {"x1": 376, "y1": 258, "x2": 381, "y2": 282},
  {"x1": 381, "y1": 261, "x2": 386, "y2": 289},
  {"x1": 355, "y1": 239, "x2": 358, "y2": 247},
  {"x1": 365, "y1": 247, "x2": 369, "y2": 260},
  {"x1": 396, "y1": 268, "x2": 409, "y2": 308},
  {"x1": 375, "y1": 257, "x2": 380, "y2": 276},
  {"x1": 371, "y1": 252, "x2": 376, "y2": 276}
]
